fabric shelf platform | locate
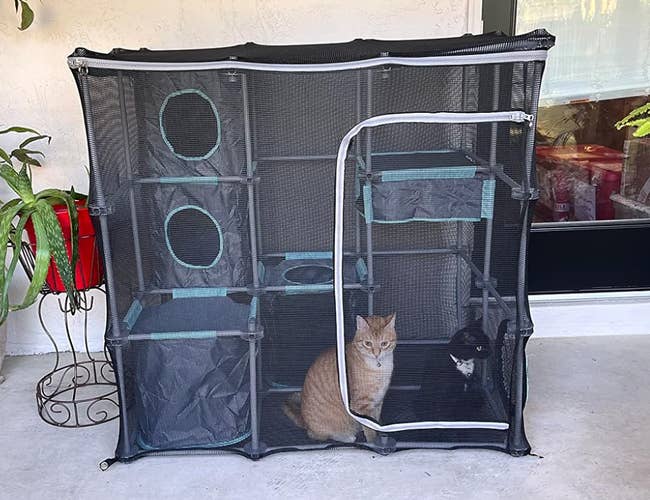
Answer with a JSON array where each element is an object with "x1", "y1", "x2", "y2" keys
[{"x1": 357, "y1": 150, "x2": 496, "y2": 223}]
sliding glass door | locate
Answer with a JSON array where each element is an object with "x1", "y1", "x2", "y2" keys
[{"x1": 484, "y1": 0, "x2": 650, "y2": 292}]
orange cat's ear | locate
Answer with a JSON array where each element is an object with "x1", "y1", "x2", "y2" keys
[
  {"x1": 384, "y1": 313, "x2": 396, "y2": 330},
  {"x1": 356, "y1": 315, "x2": 369, "y2": 332}
]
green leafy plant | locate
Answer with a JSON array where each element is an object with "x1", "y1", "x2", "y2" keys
[
  {"x1": 0, "y1": 126, "x2": 79, "y2": 325},
  {"x1": 12, "y1": 0, "x2": 34, "y2": 30},
  {"x1": 615, "y1": 102, "x2": 650, "y2": 138}
]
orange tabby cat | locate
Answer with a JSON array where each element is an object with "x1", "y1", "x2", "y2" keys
[{"x1": 283, "y1": 313, "x2": 397, "y2": 443}]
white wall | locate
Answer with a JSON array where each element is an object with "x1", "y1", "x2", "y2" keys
[{"x1": 1, "y1": 0, "x2": 482, "y2": 354}]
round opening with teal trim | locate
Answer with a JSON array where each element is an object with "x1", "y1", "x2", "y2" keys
[
  {"x1": 282, "y1": 264, "x2": 334, "y2": 285},
  {"x1": 164, "y1": 205, "x2": 223, "y2": 269},
  {"x1": 160, "y1": 89, "x2": 221, "y2": 160}
]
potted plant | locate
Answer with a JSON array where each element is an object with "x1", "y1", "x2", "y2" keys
[
  {"x1": 615, "y1": 102, "x2": 650, "y2": 138},
  {"x1": 0, "y1": 126, "x2": 102, "y2": 381},
  {"x1": 612, "y1": 102, "x2": 650, "y2": 218}
]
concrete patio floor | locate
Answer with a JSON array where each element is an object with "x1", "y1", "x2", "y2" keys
[{"x1": 1, "y1": 335, "x2": 649, "y2": 499}]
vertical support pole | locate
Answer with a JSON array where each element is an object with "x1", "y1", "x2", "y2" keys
[
  {"x1": 455, "y1": 222, "x2": 464, "y2": 328},
  {"x1": 241, "y1": 73, "x2": 261, "y2": 455},
  {"x1": 117, "y1": 71, "x2": 145, "y2": 293},
  {"x1": 482, "y1": 65, "x2": 500, "y2": 333},
  {"x1": 242, "y1": 74, "x2": 260, "y2": 291},
  {"x1": 509, "y1": 62, "x2": 540, "y2": 456},
  {"x1": 479, "y1": 65, "x2": 500, "y2": 387},
  {"x1": 364, "y1": 69, "x2": 375, "y2": 316},
  {"x1": 509, "y1": 204, "x2": 532, "y2": 455},
  {"x1": 79, "y1": 69, "x2": 131, "y2": 457},
  {"x1": 255, "y1": 180, "x2": 263, "y2": 257},
  {"x1": 248, "y1": 333, "x2": 259, "y2": 452},
  {"x1": 456, "y1": 65, "x2": 468, "y2": 329},
  {"x1": 354, "y1": 71, "x2": 362, "y2": 256}
]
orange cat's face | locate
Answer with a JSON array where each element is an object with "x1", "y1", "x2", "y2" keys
[{"x1": 353, "y1": 313, "x2": 397, "y2": 361}]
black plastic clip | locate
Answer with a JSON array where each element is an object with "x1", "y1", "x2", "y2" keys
[
  {"x1": 507, "y1": 319, "x2": 534, "y2": 336},
  {"x1": 373, "y1": 434, "x2": 397, "y2": 455},
  {"x1": 106, "y1": 337, "x2": 125, "y2": 348},
  {"x1": 475, "y1": 277, "x2": 498, "y2": 290},
  {"x1": 243, "y1": 441, "x2": 267, "y2": 460},
  {"x1": 240, "y1": 330, "x2": 264, "y2": 342},
  {"x1": 99, "y1": 457, "x2": 118, "y2": 471},
  {"x1": 88, "y1": 204, "x2": 113, "y2": 216},
  {"x1": 511, "y1": 187, "x2": 539, "y2": 201}
]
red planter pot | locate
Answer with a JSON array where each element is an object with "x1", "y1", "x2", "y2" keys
[{"x1": 25, "y1": 201, "x2": 104, "y2": 292}]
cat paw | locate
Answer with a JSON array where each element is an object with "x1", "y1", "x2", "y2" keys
[
  {"x1": 363, "y1": 427, "x2": 377, "y2": 443},
  {"x1": 332, "y1": 433, "x2": 357, "y2": 443}
]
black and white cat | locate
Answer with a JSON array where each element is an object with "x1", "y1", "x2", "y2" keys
[{"x1": 415, "y1": 321, "x2": 492, "y2": 421}]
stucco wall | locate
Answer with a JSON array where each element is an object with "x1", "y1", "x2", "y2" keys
[{"x1": 0, "y1": 0, "x2": 481, "y2": 355}]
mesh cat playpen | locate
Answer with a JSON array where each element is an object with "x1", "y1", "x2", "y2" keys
[{"x1": 69, "y1": 29, "x2": 554, "y2": 464}]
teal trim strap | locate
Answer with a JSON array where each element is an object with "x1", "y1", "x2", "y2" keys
[
  {"x1": 372, "y1": 149, "x2": 457, "y2": 156},
  {"x1": 285, "y1": 252, "x2": 332, "y2": 260},
  {"x1": 257, "y1": 261, "x2": 266, "y2": 282},
  {"x1": 285, "y1": 284, "x2": 332, "y2": 295},
  {"x1": 481, "y1": 179, "x2": 496, "y2": 219},
  {"x1": 148, "y1": 330, "x2": 219, "y2": 341},
  {"x1": 363, "y1": 184, "x2": 374, "y2": 223},
  {"x1": 380, "y1": 166, "x2": 477, "y2": 182},
  {"x1": 159, "y1": 88, "x2": 222, "y2": 161},
  {"x1": 248, "y1": 297, "x2": 258, "y2": 323},
  {"x1": 159, "y1": 176, "x2": 220, "y2": 184},
  {"x1": 123, "y1": 300, "x2": 143, "y2": 330},
  {"x1": 355, "y1": 258, "x2": 368, "y2": 282},
  {"x1": 164, "y1": 205, "x2": 223, "y2": 270},
  {"x1": 172, "y1": 288, "x2": 228, "y2": 299},
  {"x1": 136, "y1": 430, "x2": 252, "y2": 452}
]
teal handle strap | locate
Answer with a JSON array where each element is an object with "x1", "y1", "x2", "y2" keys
[{"x1": 172, "y1": 288, "x2": 228, "y2": 298}]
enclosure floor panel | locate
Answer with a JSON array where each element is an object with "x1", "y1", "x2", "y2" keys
[
  {"x1": 259, "y1": 392, "x2": 331, "y2": 448},
  {"x1": 381, "y1": 389, "x2": 508, "y2": 444},
  {"x1": 258, "y1": 388, "x2": 508, "y2": 449}
]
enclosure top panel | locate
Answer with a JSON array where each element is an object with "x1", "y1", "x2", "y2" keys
[{"x1": 69, "y1": 29, "x2": 553, "y2": 70}]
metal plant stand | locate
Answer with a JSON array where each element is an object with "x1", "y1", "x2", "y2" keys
[{"x1": 18, "y1": 240, "x2": 119, "y2": 428}]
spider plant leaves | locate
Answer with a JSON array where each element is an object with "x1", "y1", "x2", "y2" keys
[
  {"x1": 15, "y1": 0, "x2": 34, "y2": 31},
  {"x1": 633, "y1": 120, "x2": 650, "y2": 138},
  {"x1": 0, "y1": 165, "x2": 35, "y2": 202},
  {"x1": 6, "y1": 210, "x2": 33, "y2": 311},
  {"x1": 19, "y1": 134, "x2": 50, "y2": 150},
  {"x1": 34, "y1": 202, "x2": 79, "y2": 311},
  {"x1": 11, "y1": 149, "x2": 43, "y2": 167},
  {"x1": 0, "y1": 149, "x2": 11, "y2": 164},
  {"x1": 615, "y1": 102, "x2": 650, "y2": 138},
  {"x1": 0, "y1": 128, "x2": 49, "y2": 169},
  {"x1": 0, "y1": 126, "x2": 82, "y2": 323},
  {"x1": 0, "y1": 126, "x2": 40, "y2": 136},
  {"x1": 0, "y1": 202, "x2": 26, "y2": 324},
  {"x1": 36, "y1": 188, "x2": 80, "y2": 287},
  {"x1": 13, "y1": 208, "x2": 51, "y2": 313}
]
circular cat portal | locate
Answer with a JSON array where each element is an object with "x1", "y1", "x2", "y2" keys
[
  {"x1": 165, "y1": 206, "x2": 223, "y2": 269},
  {"x1": 160, "y1": 89, "x2": 221, "y2": 160},
  {"x1": 282, "y1": 264, "x2": 334, "y2": 285}
]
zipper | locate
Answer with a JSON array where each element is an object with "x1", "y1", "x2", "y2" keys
[
  {"x1": 67, "y1": 49, "x2": 548, "y2": 73},
  {"x1": 349, "y1": 111, "x2": 534, "y2": 128}
]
